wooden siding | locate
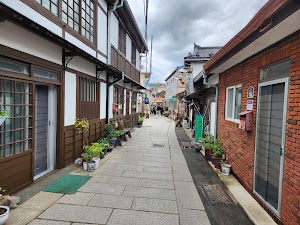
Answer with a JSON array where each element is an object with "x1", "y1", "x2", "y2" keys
[
  {"x1": 111, "y1": 46, "x2": 140, "y2": 83},
  {"x1": 110, "y1": 112, "x2": 139, "y2": 129},
  {"x1": 63, "y1": 119, "x2": 106, "y2": 166},
  {"x1": 0, "y1": 150, "x2": 33, "y2": 194}
]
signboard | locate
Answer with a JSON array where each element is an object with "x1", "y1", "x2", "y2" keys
[
  {"x1": 247, "y1": 86, "x2": 254, "y2": 98},
  {"x1": 144, "y1": 98, "x2": 149, "y2": 104},
  {"x1": 247, "y1": 100, "x2": 253, "y2": 111}
]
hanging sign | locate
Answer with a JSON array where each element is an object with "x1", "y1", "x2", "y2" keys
[{"x1": 246, "y1": 100, "x2": 253, "y2": 111}]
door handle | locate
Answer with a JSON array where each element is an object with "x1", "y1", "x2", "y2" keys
[{"x1": 280, "y1": 147, "x2": 283, "y2": 156}]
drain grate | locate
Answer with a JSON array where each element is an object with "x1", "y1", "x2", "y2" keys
[
  {"x1": 203, "y1": 184, "x2": 235, "y2": 205},
  {"x1": 180, "y1": 141, "x2": 193, "y2": 149},
  {"x1": 153, "y1": 144, "x2": 165, "y2": 147}
]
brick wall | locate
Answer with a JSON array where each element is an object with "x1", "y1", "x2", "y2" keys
[{"x1": 218, "y1": 32, "x2": 300, "y2": 225}]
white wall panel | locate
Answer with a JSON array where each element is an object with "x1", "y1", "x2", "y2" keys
[
  {"x1": 111, "y1": 14, "x2": 119, "y2": 48},
  {"x1": 97, "y1": 53, "x2": 107, "y2": 63},
  {"x1": 97, "y1": 7, "x2": 107, "y2": 56},
  {"x1": 65, "y1": 32, "x2": 96, "y2": 57},
  {"x1": 136, "y1": 50, "x2": 140, "y2": 70},
  {"x1": 126, "y1": 34, "x2": 132, "y2": 61},
  {"x1": 100, "y1": 82, "x2": 107, "y2": 119},
  {"x1": 68, "y1": 57, "x2": 95, "y2": 77},
  {"x1": 0, "y1": 21, "x2": 62, "y2": 65},
  {"x1": 64, "y1": 72, "x2": 77, "y2": 126},
  {"x1": 98, "y1": 0, "x2": 107, "y2": 13},
  {"x1": 1, "y1": 0, "x2": 62, "y2": 37},
  {"x1": 108, "y1": 85, "x2": 114, "y2": 119}
]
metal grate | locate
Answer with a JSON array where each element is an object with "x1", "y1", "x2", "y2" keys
[
  {"x1": 153, "y1": 144, "x2": 165, "y2": 148},
  {"x1": 203, "y1": 184, "x2": 235, "y2": 205}
]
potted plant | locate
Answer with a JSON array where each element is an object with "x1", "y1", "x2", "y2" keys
[
  {"x1": 191, "y1": 141, "x2": 202, "y2": 152},
  {"x1": 99, "y1": 138, "x2": 109, "y2": 155},
  {"x1": 75, "y1": 118, "x2": 90, "y2": 146},
  {"x1": 212, "y1": 138, "x2": 224, "y2": 170},
  {"x1": 199, "y1": 133, "x2": 214, "y2": 160},
  {"x1": 104, "y1": 124, "x2": 117, "y2": 148},
  {"x1": 137, "y1": 116, "x2": 144, "y2": 128},
  {"x1": 82, "y1": 146, "x2": 96, "y2": 172},
  {"x1": 0, "y1": 107, "x2": 8, "y2": 127},
  {"x1": 221, "y1": 160, "x2": 232, "y2": 175},
  {"x1": 90, "y1": 142, "x2": 103, "y2": 169},
  {"x1": 0, "y1": 187, "x2": 9, "y2": 225}
]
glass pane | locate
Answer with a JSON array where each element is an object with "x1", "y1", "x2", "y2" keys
[
  {"x1": 42, "y1": 0, "x2": 51, "y2": 10},
  {"x1": 260, "y1": 61, "x2": 290, "y2": 82},
  {"x1": 51, "y1": 4, "x2": 58, "y2": 16},
  {"x1": 62, "y1": 1, "x2": 68, "y2": 12},
  {"x1": 226, "y1": 88, "x2": 234, "y2": 119},
  {"x1": 234, "y1": 87, "x2": 242, "y2": 119},
  {"x1": 34, "y1": 68, "x2": 58, "y2": 80},
  {"x1": 62, "y1": 12, "x2": 68, "y2": 23},
  {"x1": 0, "y1": 58, "x2": 29, "y2": 74}
]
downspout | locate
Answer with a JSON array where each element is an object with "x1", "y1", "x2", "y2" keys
[
  {"x1": 203, "y1": 73, "x2": 218, "y2": 141},
  {"x1": 106, "y1": 0, "x2": 124, "y2": 123}
]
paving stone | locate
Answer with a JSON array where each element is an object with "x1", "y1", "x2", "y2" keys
[
  {"x1": 178, "y1": 208, "x2": 211, "y2": 225},
  {"x1": 139, "y1": 179, "x2": 174, "y2": 189},
  {"x1": 143, "y1": 166, "x2": 172, "y2": 174},
  {"x1": 132, "y1": 197, "x2": 178, "y2": 214},
  {"x1": 107, "y1": 159, "x2": 140, "y2": 165},
  {"x1": 115, "y1": 164, "x2": 144, "y2": 172},
  {"x1": 89, "y1": 175, "x2": 112, "y2": 183},
  {"x1": 123, "y1": 186, "x2": 176, "y2": 200},
  {"x1": 6, "y1": 208, "x2": 42, "y2": 225},
  {"x1": 143, "y1": 153, "x2": 170, "y2": 158},
  {"x1": 78, "y1": 183, "x2": 125, "y2": 195},
  {"x1": 148, "y1": 150, "x2": 170, "y2": 156},
  {"x1": 123, "y1": 171, "x2": 173, "y2": 181},
  {"x1": 146, "y1": 157, "x2": 171, "y2": 163},
  {"x1": 39, "y1": 204, "x2": 112, "y2": 224},
  {"x1": 137, "y1": 161, "x2": 172, "y2": 168},
  {"x1": 107, "y1": 209, "x2": 179, "y2": 225},
  {"x1": 19, "y1": 192, "x2": 63, "y2": 210},
  {"x1": 108, "y1": 177, "x2": 140, "y2": 186},
  {"x1": 95, "y1": 168, "x2": 125, "y2": 176},
  {"x1": 174, "y1": 181, "x2": 205, "y2": 210},
  {"x1": 56, "y1": 192, "x2": 94, "y2": 205},
  {"x1": 88, "y1": 194, "x2": 134, "y2": 209},
  {"x1": 28, "y1": 219, "x2": 71, "y2": 225}
]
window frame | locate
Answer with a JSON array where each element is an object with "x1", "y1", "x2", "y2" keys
[
  {"x1": 119, "y1": 25, "x2": 126, "y2": 56},
  {"x1": 225, "y1": 84, "x2": 242, "y2": 123}
]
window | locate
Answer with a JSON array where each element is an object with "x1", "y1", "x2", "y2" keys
[
  {"x1": 131, "y1": 44, "x2": 136, "y2": 66},
  {"x1": 225, "y1": 85, "x2": 242, "y2": 122},
  {"x1": 113, "y1": 85, "x2": 124, "y2": 116},
  {"x1": 131, "y1": 91, "x2": 137, "y2": 112},
  {"x1": 34, "y1": 68, "x2": 59, "y2": 80},
  {"x1": 78, "y1": 77, "x2": 99, "y2": 119},
  {"x1": 0, "y1": 79, "x2": 33, "y2": 158},
  {"x1": 35, "y1": 0, "x2": 59, "y2": 16},
  {"x1": 62, "y1": 0, "x2": 94, "y2": 42},
  {"x1": 119, "y1": 25, "x2": 126, "y2": 55},
  {"x1": 0, "y1": 57, "x2": 29, "y2": 74}
]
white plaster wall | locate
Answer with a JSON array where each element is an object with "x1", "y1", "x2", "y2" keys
[
  {"x1": 0, "y1": 21, "x2": 62, "y2": 65},
  {"x1": 166, "y1": 73, "x2": 178, "y2": 98},
  {"x1": 126, "y1": 35, "x2": 132, "y2": 61},
  {"x1": 129, "y1": 91, "x2": 132, "y2": 115},
  {"x1": 98, "y1": 0, "x2": 107, "y2": 13},
  {"x1": 190, "y1": 62, "x2": 204, "y2": 79},
  {"x1": 97, "y1": 7, "x2": 107, "y2": 56},
  {"x1": 111, "y1": 14, "x2": 119, "y2": 49},
  {"x1": 1, "y1": 0, "x2": 62, "y2": 37},
  {"x1": 100, "y1": 82, "x2": 107, "y2": 119},
  {"x1": 65, "y1": 32, "x2": 96, "y2": 57},
  {"x1": 108, "y1": 85, "x2": 114, "y2": 119},
  {"x1": 208, "y1": 73, "x2": 219, "y2": 85},
  {"x1": 97, "y1": 53, "x2": 107, "y2": 63},
  {"x1": 123, "y1": 89, "x2": 127, "y2": 115},
  {"x1": 64, "y1": 72, "x2": 77, "y2": 126},
  {"x1": 136, "y1": 50, "x2": 141, "y2": 70},
  {"x1": 68, "y1": 56, "x2": 95, "y2": 77},
  {"x1": 136, "y1": 93, "x2": 139, "y2": 113}
]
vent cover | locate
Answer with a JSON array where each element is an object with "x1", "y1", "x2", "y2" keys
[{"x1": 203, "y1": 184, "x2": 235, "y2": 205}]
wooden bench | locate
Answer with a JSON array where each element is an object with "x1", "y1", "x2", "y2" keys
[{"x1": 113, "y1": 120, "x2": 133, "y2": 146}]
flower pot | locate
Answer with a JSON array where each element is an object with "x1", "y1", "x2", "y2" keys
[
  {"x1": 109, "y1": 138, "x2": 118, "y2": 148},
  {"x1": 83, "y1": 162, "x2": 87, "y2": 171},
  {"x1": 207, "y1": 151, "x2": 213, "y2": 161},
  {"x1": 87, "y1": 162, "x2": 95, "y2": 172},
  {"x1": 221, "y1": 164, "x2": 231, "y2": 175},
  {"x1": 0, "y1": 117, "x2": 6, "y2": 127},
  {"x1": 0, "y1": 206, "x2": 9, "y2": 225},
  {"x1": 137, "y1": 123, "x2": 142, "y2": 128},
  {"x1": 107, "y1": 146, "x2": 113, "y2": 152},
  {"x1": 92, "y1": 157, "x2": 101, "y2": 169},
  {"x1": 103, "y1": 147, "x2": 108, "y2": 155}
]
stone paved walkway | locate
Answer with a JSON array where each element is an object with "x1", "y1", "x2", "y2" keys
[{"x1": 7, "y1": 116, "x2": 210, "y2": 225}]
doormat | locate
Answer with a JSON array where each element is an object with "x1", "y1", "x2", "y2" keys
[
  {"x1": 44, "y1": 174, "x2": 91, "y2": 194},
  {"x1": 203, "y1": 184, "x2": 235, "y2": 205}
]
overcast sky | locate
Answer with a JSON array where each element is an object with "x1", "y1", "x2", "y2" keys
[{"x1": 126, "y1": 0, "x2": 269, "y2": 83}]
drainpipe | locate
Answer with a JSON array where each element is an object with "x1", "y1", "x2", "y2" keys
[
  {"x1": 203, "y1": 73, "x2": 218, "y2": 141},
  {"x1": 106, "y1": 0, "x2": 124, "y2": 123}
]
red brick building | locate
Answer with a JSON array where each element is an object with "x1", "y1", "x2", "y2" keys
[{"x1": 204, "y1": 1, "x2": 300, "y2": 224}]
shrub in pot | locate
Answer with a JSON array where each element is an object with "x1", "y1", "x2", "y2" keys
[
  {"x1": 199, "y1": 133, "x2": 214, "y2": 160},
  {"x1": 99, "y1": 138, "x2": 109, "y2": 155},
  {"x1": 212, "y1": 138, "x2": 224, "y2": 170}
]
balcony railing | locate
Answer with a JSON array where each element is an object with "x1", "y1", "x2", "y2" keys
[{"x1": 111, "y1": 46, "x2": 140, "y2": 83}]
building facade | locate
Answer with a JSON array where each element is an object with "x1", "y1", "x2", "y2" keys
[
  {"x1": 0, "y1": 0, "x2": 146, "y2": 194},
  {"x1": 204, "y1": 1, "x2": 300, "y2": 224}
]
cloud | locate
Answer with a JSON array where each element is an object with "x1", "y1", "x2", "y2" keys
[{"x1": 127, "y1": 0, "x2": 268, "y2": 82}]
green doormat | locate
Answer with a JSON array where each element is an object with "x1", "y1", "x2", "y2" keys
[{"x1": 44, "y1": 174, "x2": 91, "y2": 194}]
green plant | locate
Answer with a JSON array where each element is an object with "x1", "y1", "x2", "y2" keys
[
  {"x1": 113, "y1": 130, "x2": 122, "y2": 137},
  {"x1": 212, "y1": 138, "x2": 224, "y2": 158},
  {"x1": 75, "y1": 118, "x2": 89, "y2": 145},
  {"x1": 90, "y1": 142, "x2": 103, "y2": 158},
  {"x1": 199, "y1": 132, "x2": 214, "y2": 149},
  {"x1": 104, "y1": 124, "x2": 115, "y2": 139},
  {"x1": 99, "y1": 138, "x2": 110, "y2": 148},
  {"x1": 0, "y1": 110, "x2": 8, "y2": 118}
]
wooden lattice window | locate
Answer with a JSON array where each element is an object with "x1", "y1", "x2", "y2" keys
[
  {"x1": 113, "y1": 85, "x2": 124, "y2": 116},
  {"x1": 35, "y1": 0, "x2": 59, "y2": 16},
  {"x1": 119, "y1": 25, "x2": 126, "y2": 55},
  {"x1": 131, "y1": 91, "x2": 137, "y2": 113},
  {"x1": 78, "y1": 76, "x2": 99, "y2": 120},
  {"x1": 0, "y1": 79, "x2": 33, "y2": 158}
]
